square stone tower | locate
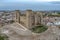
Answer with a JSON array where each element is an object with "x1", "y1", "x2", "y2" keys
[
  {"x1": 36, "y1": 12, "x2": 43, "y2": 25},
  {"x1": 35, "y1": 12, "x2": 41, "y2": 25},
  {"x1": 26, "y1": 10, "x2": 35, "y2": 28},
  {"x1": 15, "y1": 10, "x2": 21, "y2": 23}
]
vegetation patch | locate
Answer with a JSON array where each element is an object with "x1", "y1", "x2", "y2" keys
[
  {"x1": 0, "y1": 34, "x2": 9, "y2": 40},
  {"x1": 31, "y1": 25, "x2": 48, "y2": 33}
]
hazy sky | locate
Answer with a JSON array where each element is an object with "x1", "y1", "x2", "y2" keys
[
  {"x1": 0, "y1": 0, "x2": 60, "y2": 11},
  {"x1": 0, "y1": 0, "x2": 60, "y2": 2}
]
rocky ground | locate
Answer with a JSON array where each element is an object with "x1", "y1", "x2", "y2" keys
[{"x1": 0, "y1": 23, "x2": 60, "y2": 40}]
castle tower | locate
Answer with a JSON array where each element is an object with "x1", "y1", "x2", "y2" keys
[
  {"x1": 39, "y1": 12, "x2": 43, "y2": 24},
  {"x1": 15, "y1": 10, "x2": 20, "y2": 23},
  {"x1": 26, "y1": 10, "x2": 34, "y2": 28},
  {"x1": 35, "y1": 12, "x2": 43, "y2": 25},
  {"x1": 35, "y1": 13, "x2": 39, "y2": 25},
  {"x1": 35, "y1": 12, "x2": 40, "y2": 25}
]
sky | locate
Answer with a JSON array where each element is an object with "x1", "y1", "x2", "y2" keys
[{"x1": 0, "y1": 0, "x2": 60, "y2": 11}]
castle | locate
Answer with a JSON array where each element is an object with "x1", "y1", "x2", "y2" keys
[{"x1": 15, "y1": 10, "x2": 45, "y2": 29}]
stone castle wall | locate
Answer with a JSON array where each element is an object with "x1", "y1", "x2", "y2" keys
[{"x1": 15, "y1": 10, "x2": 44, "y2": 29}]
